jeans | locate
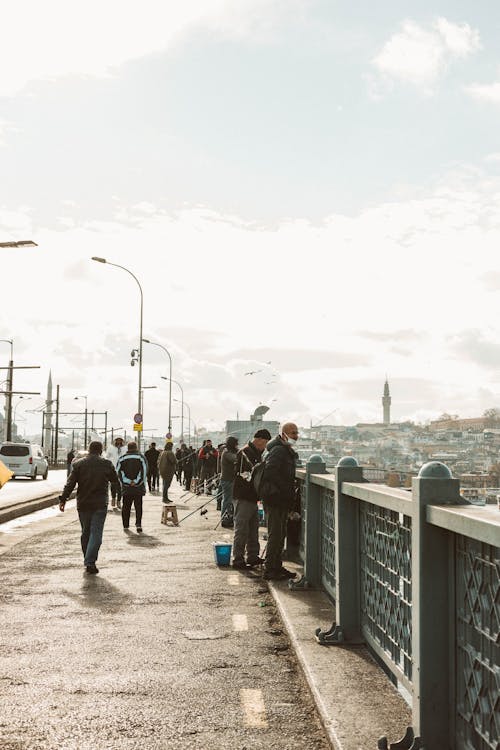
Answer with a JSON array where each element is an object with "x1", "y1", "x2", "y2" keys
[
  {"x1": 147, "y1": 467, "x2": 159, "y2": 491},
  {"x1": 78, "y1": 508, "x2": 107, "y2": 566},
  {"x1": 122, "y1": 494, "x2": 143, "y2": 528},
  {"x1": 232, "y1": 499, "x2": 260, "y2": 564},
  {"x1": 263, "y1": 505, "x2": 288, "y2": 573},
  {"x1": 220, "y1": 479, "x2": 234, "y2": 521},
  {"x1": 110, "y1": 483, "x2": 122, "y2": 506}
]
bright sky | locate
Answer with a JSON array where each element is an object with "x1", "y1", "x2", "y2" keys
[{"x1": 2, "y1": 0, "x2": 500, "y2": 438}]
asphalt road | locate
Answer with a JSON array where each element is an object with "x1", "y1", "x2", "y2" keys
[
  {"x1": 0, "y1": 469, "x2": 67, "y2": 510},
  {"x1": 0, "y1": 482, "x2": 330, "y2": 750}
]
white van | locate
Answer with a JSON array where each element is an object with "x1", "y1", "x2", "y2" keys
[{"x1": 0, "y1": 442, "x2": 49, "y2": 480}]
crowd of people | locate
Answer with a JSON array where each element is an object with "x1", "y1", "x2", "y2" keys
[{"x1": 60, "y1": 422, "x2": 301, "y2": 582}]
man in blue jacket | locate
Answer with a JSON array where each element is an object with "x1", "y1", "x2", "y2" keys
[
  {"x1": 116, "y1": 441, "x2": 148, "y2": 534},
  {"x1": 261, "y1": 423, "x2": 299, "y2": 580}
]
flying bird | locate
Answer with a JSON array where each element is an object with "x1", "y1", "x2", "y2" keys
[{"x1": 244, "y1": 369, "x2": 262, "y2": 376}]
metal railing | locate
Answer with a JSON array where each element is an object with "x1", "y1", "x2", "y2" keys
[{"x1": 296, "y1": 457, "x2": 500, "y2": 749}]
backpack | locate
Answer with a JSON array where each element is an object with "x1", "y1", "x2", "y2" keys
[{"x1": 250, "y1": 461, "x2": 266, "y2": 497}]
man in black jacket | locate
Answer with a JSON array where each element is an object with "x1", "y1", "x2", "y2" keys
[
  {"x1": 261, "y1": 423, "x2": 299, "y2": 580},
  {"x1": 144, "y1": 442, "x2": 160, "y2": 493},
  {"x1": 231, "y1": 429, "x2": 271, "y2": 569},
  {"x1": 59, "y1": 441, "x2": 119, "y2": 574}
]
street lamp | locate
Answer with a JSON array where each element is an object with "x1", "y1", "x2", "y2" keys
[
  {"x1": 163, "y1": 376, "x2": 183, "y2": 438},
  {"x1": 92, "y1": 256, "x2": 144, "y2": 449},
  {"x1": 74, "y1": 396, "x2": 88, "y2": 448},
  {"x1": 0, "y1": 240, "x2": 38, "y2": 248},
  {"x1": 142, "y1": 338, "x2": 172, "y2": 433},
  {"x1": 174, "y1": 397, "x2": 191, "y2": 444},
  {"x1": 13, "y1": 396, "x2": 31, "y2": 424}
]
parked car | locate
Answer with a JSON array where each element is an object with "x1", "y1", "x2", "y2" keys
[{"x1": 0, "y1": 442, "x2": 49, "y2": 480}]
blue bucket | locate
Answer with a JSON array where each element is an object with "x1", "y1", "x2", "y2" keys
[{"x1": 213, "y1": 542, "x2": 232, "y2": 566}]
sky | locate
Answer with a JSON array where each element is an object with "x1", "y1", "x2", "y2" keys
[{"x1": 2, "y1": 0, "x2": 500, "y2": 439}]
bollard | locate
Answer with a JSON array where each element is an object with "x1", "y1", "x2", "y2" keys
[
  {"x1": 315, "y1": 457, "x2": 365, "y2": 644},
  {"x1": 410, "y1": 461, "x2": 462, "y2": 748}
]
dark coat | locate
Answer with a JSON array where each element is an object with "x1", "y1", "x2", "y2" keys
[
  {"x1": 261, "y1": 435, "x2": 298, "y2": 509},
  {"x1": 233, "y1": 441, "x2": 263, "y2": 503},
  {"x1": 60, "y1": 453, "x2": 119, "y2": 511}
]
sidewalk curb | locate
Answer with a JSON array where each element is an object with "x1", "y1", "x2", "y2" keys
[
  {"x1": 268, "y1": 580, "x2": 344, "y2": 750},
  {"x1": 0, "y1": 493, "x2": 68, "y2": 524}
]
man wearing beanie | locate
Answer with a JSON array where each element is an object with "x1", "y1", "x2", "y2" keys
[
  {"x1": 261, "y1": 423, "x2": 299, "y2": 580},
  {"x1": 231, "y1": 428, "x2": 271, "y2": 569}
]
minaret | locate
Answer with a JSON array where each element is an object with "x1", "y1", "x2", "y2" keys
[
  {"x1": 44, "y1": 370, "x2": 53, "y2": 448},
  {"x1": 382, "y1": 378, "x2": 391, "y2": 425}
]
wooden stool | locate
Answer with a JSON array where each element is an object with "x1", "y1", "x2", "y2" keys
[{"x1": 161, "y1": 504, "x2": 179, "y2": 526}]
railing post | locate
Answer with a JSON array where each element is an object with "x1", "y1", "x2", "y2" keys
[
  {"x1": 316, "y1": 456, "x2": 364, "y2": 644},
  {"x1": 290, "y1": 455, "x2": 327, "y2": 590},
  {"x1": 411, "y1": 461, "x2": 463, "y2": 748}
]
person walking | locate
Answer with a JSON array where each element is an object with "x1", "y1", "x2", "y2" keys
[
  {"x1": 116, "y1": 441, "x2": 148, "y2": 533},
  {"x1": 219, "y1": 436, "x2": 239, "y2": 528},
  {"x1": 231, "y1": 429, "x2": 271, "y2": 569},
  {"x1": 175, "y1": 446, "x2": 183, "y2": 485},
  {"x1": 58, "y1": 440, "x2": 119, "y2": 574},
  {"x1": 260, "y1": 423, "x2": 299, "y2": 580},
  {"x1": 198, "y1": 439, "x2": 218, "y2": 495},
  {"x1": 106, "y1": 436, "x2": 127, "y2": 510},
  {"x1": 145, "y1": 441, "x2": 160, "y2": 493},
  {"x1": 180, "y1": 443, "x2": 192, "y2": 490},
  {"x1": 158, "y1": 441, "x2": 177, "y2": 503}
]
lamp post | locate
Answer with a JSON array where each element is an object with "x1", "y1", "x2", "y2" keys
[
  {"x1": 74, "y1": 396, "x2": 88, "y2": 448},
  {"x1": 142, "y1": 339, "x2": 172, "y2": 434},
  {"x1": 92, "y1": 256, "x2": 143, "y2": 449},
  {"x1": 173, "y1": 396, "x2": 190, "y2": 444},
  {"x1": 13, "y1": 396, "x2": 31, "y2": 426},
  {"x1": 163, "y1": 376, "x2": 184, "y2": 440}
]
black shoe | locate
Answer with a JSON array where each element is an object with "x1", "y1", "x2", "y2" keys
[
  {"x1": 136, "y1": 527, "x2": 142, "y2": 533},
  {"x1": 85, "y1": 564, "x2": 99, "y2": 574},
  {"x1": 247, "y1": 557, "x2": 264, "y2": 567},
  {"x1": 221, "y1": 521, "x2": 234, "y2": 528},
  {"x1": 232, "y1": 560, "x2": 250, "y2": 570},
  {"x1": 278, "y1": 566, "x2": 296, "y2": 577}
]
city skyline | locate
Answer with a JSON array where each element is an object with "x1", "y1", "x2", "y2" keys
[{"x1": 2, "y1": 1, "x2": 500, "y2": 435}]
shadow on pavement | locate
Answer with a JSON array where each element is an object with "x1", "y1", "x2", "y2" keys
[
  {"x1": 125, "y1": 532, "x2": 165, "y2": 548},
  {"x1": 63, "y1": 576, "x2": 133, "y2": 613}
]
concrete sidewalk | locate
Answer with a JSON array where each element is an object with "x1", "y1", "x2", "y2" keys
[{"x1": 0, "y1": 480, "x2": 410, "y2": 749}]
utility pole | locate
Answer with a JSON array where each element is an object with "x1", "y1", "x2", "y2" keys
[
  {"x1": 0, "y1": 362, "x2": 40, "y2": 441},
  {"x1": 54, "y1": 385, "x2": 60, "y2": 466}
]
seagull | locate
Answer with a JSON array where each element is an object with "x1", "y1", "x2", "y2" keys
[{"x1": 244, "y1": 369, "x2": 262, "y2": 376}]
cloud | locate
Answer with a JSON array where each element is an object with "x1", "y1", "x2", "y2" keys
[
  {"x1": 4, "y1": 164, "x2": 500, "y2": 432},
  {"x1": 371, "y1": 17, "x2": 480, "y2": 93},
  {"x1": 465, "y1": 71, "x2": 500, "y2": 103},
  {"x1": 358, "y1": 329, "x2": 424, "y2": 343},
  {"x1": 221, "y1": 348, "x2": 371, "y2": 372},
  {"x1": 448, "y1": 329, "x2": 500, "y2": 369},
  {"x1": 0, "y1": 0, "x2": 304, "y2": 96}
]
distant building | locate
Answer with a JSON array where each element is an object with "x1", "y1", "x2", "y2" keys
[
  {"x1": 382, "y1": 378, "x2": 391, "y2": 425},
  {"x1": 226, "y1": 405, "x2": 279, "y2": 445}
]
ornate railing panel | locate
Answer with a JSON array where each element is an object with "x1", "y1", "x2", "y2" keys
[
  {"x1": 297, "y1": 475, "x2": 306, "y2": 564},
  {"x1": 360, "y1": 502, "x2": 413, "y2": 684},
  {"x1": 455, "y1": 536, "x2": 499, "y2": 750},
  {"x1": 320, "y1": 487, "x2": 336, "y2": 602}
]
